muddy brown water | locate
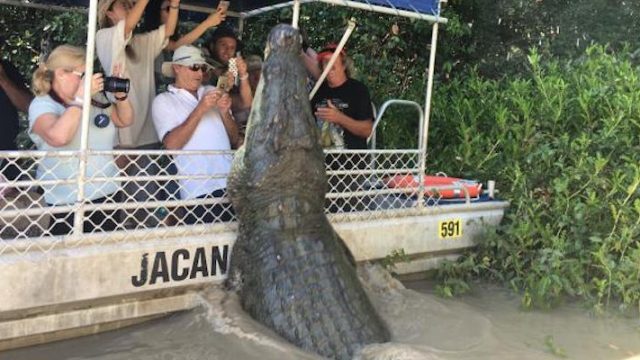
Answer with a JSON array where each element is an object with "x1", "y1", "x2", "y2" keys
[{"x1": 2, "y1": 266, "x2": 639, "y2": 360}]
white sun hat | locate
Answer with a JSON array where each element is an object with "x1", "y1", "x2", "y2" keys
[{"x1": 161, "y1": 45, "x2": 213, "y2": 78}]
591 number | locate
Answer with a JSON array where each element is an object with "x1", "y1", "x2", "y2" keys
[{"x1": 438, "y1": 219, "x2": 462, "y2": 239}]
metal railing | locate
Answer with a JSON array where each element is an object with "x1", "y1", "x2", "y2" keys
[
  {"x1": 368, "y1": 99, "x2": 425, "y2": 150},
  {"x1": 0, "y1": 147, "x2": 484, "y2": 256}
]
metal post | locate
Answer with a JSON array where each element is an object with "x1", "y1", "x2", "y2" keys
[
  {"x1": 417, "y1": 21, "x2": 439, "y2": 209},
  {"x1": 292, "y1": 0, "x2": 300, "y2": 28},
  {"x1": 238, "y1": 17, "x2": 244, "y2": 40},
  {"x1": 309, "y1": 18, "x2": 357, "y2": 100},
  {"x1": 72, "y1": 0, "x2": 99, "y2": 236}
]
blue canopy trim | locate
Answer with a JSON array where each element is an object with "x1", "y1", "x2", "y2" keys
[
  {"x1": 359, "y1": 0, "x2": 439, "y2": 16},
  {"x1": 188, "y1": 0, "x2": 440, "y2": 17}
]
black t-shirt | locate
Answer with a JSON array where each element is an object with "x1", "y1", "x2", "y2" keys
[
  {"x1": 311, "y1": 78, "x2": 373, "y2": 150},
  {"x1": 0, "y1": 60, "x2": 25, "y2": 151}
]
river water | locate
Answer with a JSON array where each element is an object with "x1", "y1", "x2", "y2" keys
[{"x1": 3, "y1": 266, "x2": 639, "y2": 360}]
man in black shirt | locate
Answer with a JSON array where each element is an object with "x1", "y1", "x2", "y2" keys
[
  {"x1": 0, "y1": 58, "x2": 32, "y2": 180},
  {"x1": 311, "y1": 44, "x2": 373, "y2": 150},
  {"x1": 310, "y1": 44, "x2": 374, "y2": 212}
]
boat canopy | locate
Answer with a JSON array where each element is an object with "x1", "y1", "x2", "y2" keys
[{"x1": 0, "y1": 0, "x2": 443, "y2": 22}]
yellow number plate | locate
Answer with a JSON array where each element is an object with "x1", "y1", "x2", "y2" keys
[{"x1": 438, "y1": 219, "x2": 462, "y2": 239}]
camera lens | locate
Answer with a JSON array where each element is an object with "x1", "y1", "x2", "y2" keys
[{"x1": 104, "y1": 76, "x2": 130, "y2": 93}]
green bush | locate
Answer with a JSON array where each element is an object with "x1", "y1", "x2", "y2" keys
[
  {"x1": 431, "y1": 45, "x2": 640, "y2": 312},
  {"x1": 447, "y1": 0, "x2": 640, "y2": 78}
]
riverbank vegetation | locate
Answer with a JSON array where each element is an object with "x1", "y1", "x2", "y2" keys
[
  {"x1": 430, "y1": 1, "x2": 640, "y2": 312},
  {"x1": 431, "y1": 46, "x2": 640, "y2": 312},
  {"x1": 1, "y1": 1, "x2": 639, "y2": 311}
]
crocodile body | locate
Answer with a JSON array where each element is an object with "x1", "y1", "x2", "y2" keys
[{"x1": 227, "y1": 24, "x2": 389, "y2": 360}]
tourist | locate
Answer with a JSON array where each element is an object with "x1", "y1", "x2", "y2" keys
[
  {"x1": 28, "y1": 45, "x2": 133, "y2": 235},
  {"x1": 96, "y1": 0, "x2": 180, "y2": 227},
  {"x1": 152, "y1": 45, "x2": 239, "y2": 224},
  {"x1": 0, "y1": 54, "x2": 33, "y2": 180},
  {"x1": 310, "y1": 43, "x2": 374, "y2": 212},
  {"x1": 310, "y1": 43, "x2": 373, "y2": 150},
  {"x1": 205, "y1": 25, "x2": 252, "y2": 113},
  {"x1": 232, "y1": 54, "x2": 262, "y2": 137},
  {"x1": 245, "y1": 54, "x2": 262, "y2": 96},
  {"x1": 96, "y1": 0, "x2": 179, "y2": 148}
]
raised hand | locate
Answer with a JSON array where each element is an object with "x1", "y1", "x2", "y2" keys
[
  {"x1": 205, "y1": 4, "x2": 227, "y2": 27},
  {"x1": 197, "y1": 89, "x2": 222, "y2": 114},
  {"x1": 314, "y1": 100, "x2": 344, "y2": 124},
  {"x1": 235, "y1": 55, "x2": 248, "y2": 79},
  {"x1": 75, "y1": 73, "x2": 104, "y2": 99},
  {"x1": 111, "y1": 63, "x2": 129, "y2": 100}
]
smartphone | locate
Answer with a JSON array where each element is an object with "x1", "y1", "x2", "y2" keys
[
  {"x1": 217, "y1": 73, "x2": 231, "y2": 92},
  {"x1": 217, "y1": 0, "x2": 230, "y2": 12}
]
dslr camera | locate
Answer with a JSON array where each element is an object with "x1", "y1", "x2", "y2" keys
[{"x1": 104, "y1": 76, "x2": 130, "y2": 93}]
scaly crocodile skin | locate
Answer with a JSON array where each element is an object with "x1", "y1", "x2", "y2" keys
[{"x1": 227, "y1": 24, "x2": 389, "y2": 360}]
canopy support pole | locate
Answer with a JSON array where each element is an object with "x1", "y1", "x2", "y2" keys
[
  {"x1": 292, "y1": 0, "x2": 300, "y2": 28},
  {"x1": 238, "y1": 17, "x2": 245, "y2": 42},
  {"x1": 417, "y1": 21, "x2": 439, "y2": 209},
  {"x1": 309, "y1": 18, "x2": 356, "y2": 100},
  {"x1": 72, "y1": 0, "x2": 99, "y2": 237}
]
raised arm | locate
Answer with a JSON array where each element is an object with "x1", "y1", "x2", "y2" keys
[
  {"x1": 31, "y1": 108, "x2": 83, "y2": 147},
  {"x1": 315, "y1": 99, "x2": 373, "y2": 138},
  {"x1": 161, "y1": 90, "x2": 220, "y2": 150},
  {"x1": 0, "y1": 62, "x2": 33, "y2": 112},
  {"x1": 109, "y1": 65, "x2": 133, "y2": 128},
  {"x1": 234, "y1": 56, "x2": 253, "y2": 110},
  {"x1": 216, "y1": 92, "x2": 240, "y2": 148},
  {"x1": 163, "y1": 0, "x2": 181, "y2": 39},
  {"x1": 167, "y1": 7, "x2": 226, "y2": 51},
  {"x1": 124, "y1": 0, "x2": 150, "y2": 38},
  {"x1": 32, "y1": 74, "x2": 105, "y2": 146},
  {"x1": 111, "y1": 97, "x2": 134, "y2": 128},
  {"x1": 301, "y1": 48, "x2": 321, "y2": 80}
]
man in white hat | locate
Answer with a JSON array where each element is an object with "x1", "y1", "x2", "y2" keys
[{"x1": 152, "y1": 45, "x2": 240, "y2": 224}]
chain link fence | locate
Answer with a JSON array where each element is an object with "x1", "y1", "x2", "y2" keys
[{"x1": 0, "y1": 148, "x2": 473, "y2": 256}]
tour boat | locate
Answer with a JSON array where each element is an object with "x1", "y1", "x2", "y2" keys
[{"x1": 0, "y1": 0, "x2": 508, "y2": 350}]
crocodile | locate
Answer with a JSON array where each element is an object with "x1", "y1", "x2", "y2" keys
[{"x1": 227, "y1": 24, "x2": 389, "y2": 360}]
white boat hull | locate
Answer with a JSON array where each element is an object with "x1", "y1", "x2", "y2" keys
[{"x1": 0, "y1": 200, "x2": 507, "y2": 350}]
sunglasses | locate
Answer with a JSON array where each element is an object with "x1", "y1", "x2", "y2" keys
[
  {"x1": 185, "y1": 64, "x2": 208, "y2": 72},
  {"x1": 70, "y1": 70, "x2": 85, "y2": 78}
]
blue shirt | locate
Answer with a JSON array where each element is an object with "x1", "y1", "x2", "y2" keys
[{"x1": 28, "y1": 95, "x2": 121, "y2": 205}]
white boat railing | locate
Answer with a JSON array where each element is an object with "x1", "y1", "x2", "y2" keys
[
  {"x1": 0, "y1": 147, "x2": 484, "y2": 256},
  {"x1": 368, "y1": 99, "x2": 425, "y2": 151}
]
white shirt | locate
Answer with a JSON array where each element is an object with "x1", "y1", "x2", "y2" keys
[
  {"x1": 96, "y1": 21, "x2": 168, "y2": 147},
  {"x1": 152, "y1": 85, "x2": 233, "y2": 200}
]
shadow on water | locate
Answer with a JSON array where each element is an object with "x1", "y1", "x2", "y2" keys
[{"x1": 2, "y1": 266, "x2": 639, "y2": 360}]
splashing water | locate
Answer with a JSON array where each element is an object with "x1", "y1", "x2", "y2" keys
[{"x1": 3, "y1": 265, "x2": 639, "y2": 360}]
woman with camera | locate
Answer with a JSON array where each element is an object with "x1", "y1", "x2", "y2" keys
[{"x1": 29, "y1": 44, "x2": 133, "y2": 235}]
